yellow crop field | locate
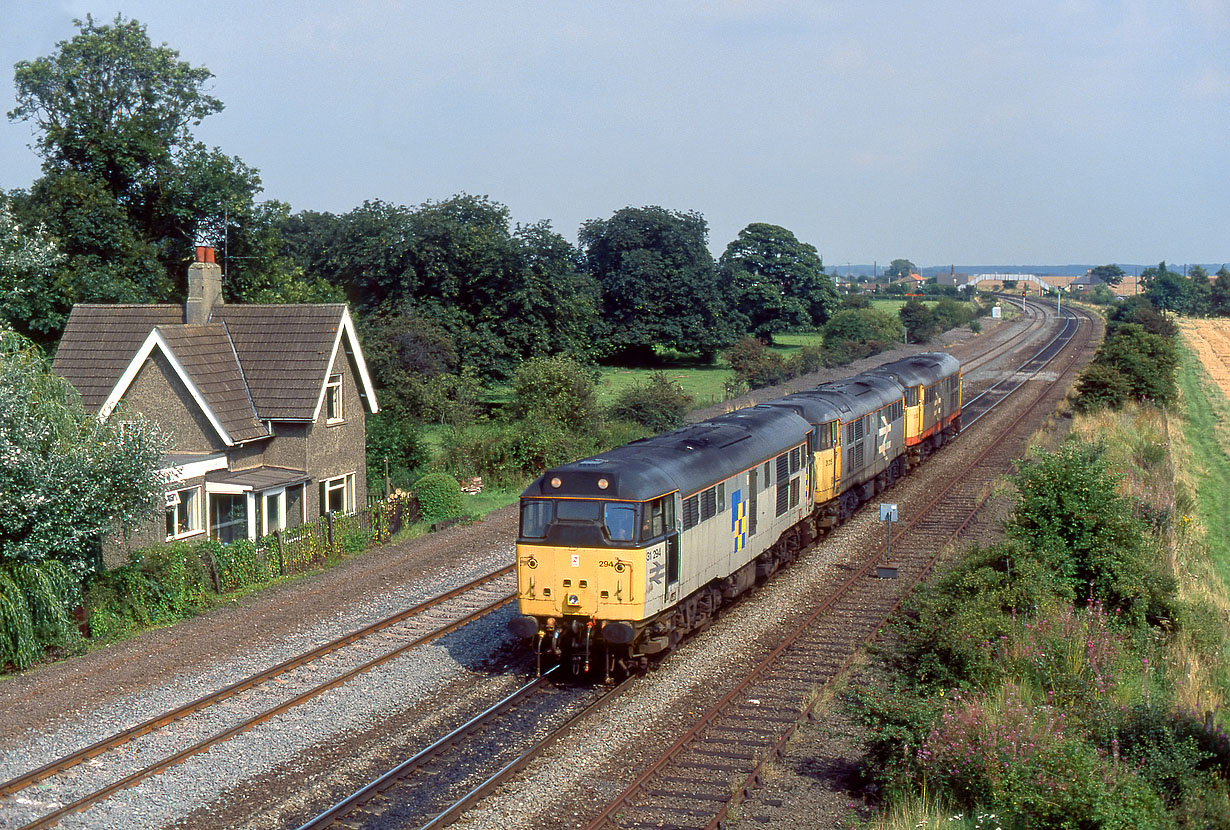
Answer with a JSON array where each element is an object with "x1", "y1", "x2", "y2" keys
[{"x1": 1178, "y1": 319, "x2": 1230, "y2": 394}]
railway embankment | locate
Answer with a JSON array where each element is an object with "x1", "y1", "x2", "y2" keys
[{"x1": 740, "y1": 324, "x2": 1230, "y2": 828}]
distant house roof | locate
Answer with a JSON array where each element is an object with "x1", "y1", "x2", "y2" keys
[
  {"x1": 1069, "y1": 273, "x2": 1107, "y2": 287},
  {"x1": 54, "y1": 302, "x2": 378, "y2": 445}
]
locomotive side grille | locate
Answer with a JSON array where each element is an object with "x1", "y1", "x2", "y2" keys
[
  {"x1": 776, "y1": 453, "x2": 788, "y2": 482},
  {"x1": 789, "y1": 477, "x2": 800, "y2": 508},
  {"x1": 854, "y1": 441, "x2": 865, "y2": 469},
  {"x1": 700, "y1": 487, "x2": 717, "y2": 521},
  {"x1": 775, "y1": 482, "x2": 789, "y2": 516},
  {"x1": 682, "y1": 495, "x2": 700, "y2": 530}
]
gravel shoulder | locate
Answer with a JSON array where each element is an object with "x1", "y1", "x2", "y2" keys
[{"x1": 0, "y1": 312, "x2": 1032, "y2": 830}]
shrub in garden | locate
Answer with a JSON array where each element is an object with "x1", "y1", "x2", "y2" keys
[
  {"x1": 365, "y1": 407, "x2": 430, "y2": 494},
  {"x1": 822, "y1": 307, "x2": 904, "y2": 346},
  {"x1": 413, "y1": 472, "x2": 465, "y2": 524},
  {"x1": 899, "y1": 298, "x2": 939, "y2": 343},
  {"x1": 607, "y1": 372, "x2": 694, "y2": 432},
  {"x1": 443, "y1": 419, "x2": 592, "y2": 486},
  {"x1": 0, "y1": 560, "x2": 77, "y2": 669},
  {"x1": 786, "y1": 345, "x2": 824, "y2": 378}
]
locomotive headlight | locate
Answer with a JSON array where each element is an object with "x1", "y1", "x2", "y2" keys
[
  {"x1": 597, "y1": 478, "x2": 609, "y2": 490},
  {"x1": 567, "y1": 594, "x2": 580, "y2": 606}
]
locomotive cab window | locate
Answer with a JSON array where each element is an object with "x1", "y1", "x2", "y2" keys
[
  {"x1": 640, "y1": 495, "x2": 675, "y2": 541},
  {"x1": 817, "y1": 421, "x2": 838, "y2": 450},
  {"x1": 520, "y1": 499, "x2": 552, "y2": 538},
  {"x1": 604, "y1": 504, "x2": 637, "y2": 542},
  {"x1": 905, "y1": 386, "x2": 920, "y2": 407}
]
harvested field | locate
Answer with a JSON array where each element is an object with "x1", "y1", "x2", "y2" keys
[{"x1": 1179, "y1": 318, "x2": 1230, "y2": 394}]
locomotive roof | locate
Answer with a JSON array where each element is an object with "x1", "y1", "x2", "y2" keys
[
  {"x1": 522, "y1": 405, "x2": 811, "y2": 502},
  {"x1": 866, "y1": 352, "x2": 960, "y2": 388},
  {"x1": 766, "y1": 373, "x2": 902, "y2": 425}
]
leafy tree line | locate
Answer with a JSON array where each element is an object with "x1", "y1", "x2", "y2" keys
[{"x1": 1074, "y1": 295, "x2": 1180, "y2": 412}]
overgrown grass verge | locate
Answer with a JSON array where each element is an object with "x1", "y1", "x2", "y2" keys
[{"x1": 848, "y1": 402, "x2": 1230, "y2": 827}]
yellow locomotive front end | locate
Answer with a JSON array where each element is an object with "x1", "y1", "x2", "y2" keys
[{"x1": 509, "y1": 479, "x2": 679, "y2": 676}]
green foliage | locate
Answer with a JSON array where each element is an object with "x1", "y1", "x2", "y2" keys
[
  {"x1": 8, "y1": 15, "x2": 287, "y2": 331},
  {"x1": 718, "y1": 222, "x2": 838, "y2": 341},
  {"x1": 1094, "y1": 324, "x2": 1178, "y2": 407},
  {"x1": 1073, "y1": 363, "x2": 1134, "y2": 412},
  {"x1": 412, "y1": 473, "x2": 465, "y2": 524},
  {"x1": 725, "y1": 337, "x2": 789, "y2": 389},
  {"x1": 606, "y1": 372, "x2": 694, "y2": 432},
  {"x1": 365, "y1": 408, "x2": 430, "y2": 494},
  {"x1": 0, "y1": 331, "x2": 166, "y2": 577},
  {"x1": 0, "y1": 560, "x2": 78, "y2": 669},
  {"x1": 581, "y1": 205, "x2": 733, "y2": 360},
  {"x1": 510, "y1": 355, "x2": 599, "y2": 432},
  {"x1": 286, "y1": 196, "x2": 599, "y2": 381},
  {"x1": 899, "y1": 298, "x2": 940, "y2": 343},
  {"x1": 82, "y1": 542, "x2": 211, "y2": 640},
  {"x1": 441, "y1": 420, "x2": 593, "y2": 487},
  {"x1": 822, "y1": 307, "x2": 904, "y2": 345},
  {"x1": 0, "y1": 202, "x2": 65, "y2": 341},
  {"x1": 1091, "y1": 264, "x2": 1127, "y2": 286},
  {"x1": 1007, "y1": 441, "x2": 1176, "y2": 625}
]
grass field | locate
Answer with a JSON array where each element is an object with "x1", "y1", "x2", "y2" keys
[{"x1": 1175, "y1": 331, "x2": 1230, "y2": 586}]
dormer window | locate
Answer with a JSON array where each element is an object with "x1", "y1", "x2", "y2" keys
[{"x1": 326, "y1": 373, "x2": 343, "y2": 424}]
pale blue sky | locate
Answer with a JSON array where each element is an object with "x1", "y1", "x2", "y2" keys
[{"x1": 1, "y1": 1, "x2": 1227, "y2": 266}]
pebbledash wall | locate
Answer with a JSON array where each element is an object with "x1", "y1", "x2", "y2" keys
[{"x1": 54, "y1": 246, "x2": 378, "y2": 568}]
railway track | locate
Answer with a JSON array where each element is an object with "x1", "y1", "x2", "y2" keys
[
  {"x1": 297, "y1": 670, "x2": 635, "y2": 830},
  {"x1": 0, "y1": 299, "x2": 1078, "y2": 830},
  {"x1": 0, "y1": 567, "x2": 517, "y2": 829},
  {"x1": 302, "y1": 304, "x2": 1093, "y2": 830},
  {"x1": 576, "y1": 304, "x2": 1096, "y2": 830}
]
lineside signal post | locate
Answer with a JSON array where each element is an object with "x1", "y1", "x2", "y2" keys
[{"x1": 878, "y1": 503, "x2": 899, "y2": 579}]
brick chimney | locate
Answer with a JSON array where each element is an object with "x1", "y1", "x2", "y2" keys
[{"x1": 185, "y1": 245, "x2": 223, "y2": 324}]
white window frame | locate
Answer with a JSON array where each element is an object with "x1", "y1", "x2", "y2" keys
[
  {"x1": 165, "y1": 485, "x2": 204, "y2": 540},
  {"x1": 262, "y1": 488, "x2": 287, "y2": 535},
  {"x1": 325, "y1": 373, "x2": 343, "y2": 424},
  {"x1": 322, "y1": 472, "x2": 356, "y2": 515}
]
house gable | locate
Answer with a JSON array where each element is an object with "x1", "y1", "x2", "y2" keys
[
  {"x1": 310, "y1": 307, "x2": 379, "y2": 422},
  {"x1": 100, "y1": 327, "x2": 238, "y2": 446}
]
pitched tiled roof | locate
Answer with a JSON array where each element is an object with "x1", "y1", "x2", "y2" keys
[
  {"x1": 155, "y1": 324, "x2": 267, "y2": 443},
  {"x1": 213, "y1": 304, "x2": 349, "y2": 421},
  {"x1": 53, "y1": 302, "x2": 375, "y2": 443},
  {"x1": 53, "y1": 305, "x2": 181, "y2": 411}
]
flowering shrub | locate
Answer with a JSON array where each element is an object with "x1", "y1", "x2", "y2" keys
[
  {"x1": 997, "y1": 601, "x2": 1126, "y2": 709},
  {"x1": 918, "y1": 686, "x2": 1170, "y2": 827}
]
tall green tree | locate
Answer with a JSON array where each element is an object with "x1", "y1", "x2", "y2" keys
[
  {"x1": 718, "y1": 222, "x2": 837, "y2": 343},
  {"x1": 286, "y1": 195, "x2": 599, "y2": 381},
  {"x1": 0, "y1": 331, "x2": 166, "y2": 578},
  {"x1": 885, "y1": 258, "x2": 917, "y2": 280},
  {"x1": 7, "y1": 15, "x2": 288, "y2": 331},
  {"x1": 581, "y1": 206, "x2": 733, "y2": 361},
  {"x1": 899, "y1": 298, "x2": 939, "y2": 343},
  {"x1": 1089, "y1": 264, "x2": 1126, "y2": 286},
  {"x1": 1210, "y1": 266, "x2": 1230, "y2": 317},
  {"x1": 0, "y1": 201, "x2": 64, "y2": 341}
]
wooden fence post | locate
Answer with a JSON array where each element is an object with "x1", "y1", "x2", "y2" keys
[
  {"x1": 275, "y1": 529, "x2": 286, "y2": 575},
  {"x1": 205, "y1": 550, "x2": 223, "y2": 594},
  {"x1": 326, "y1": 512, "x2": 335, "y2": 554}
]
